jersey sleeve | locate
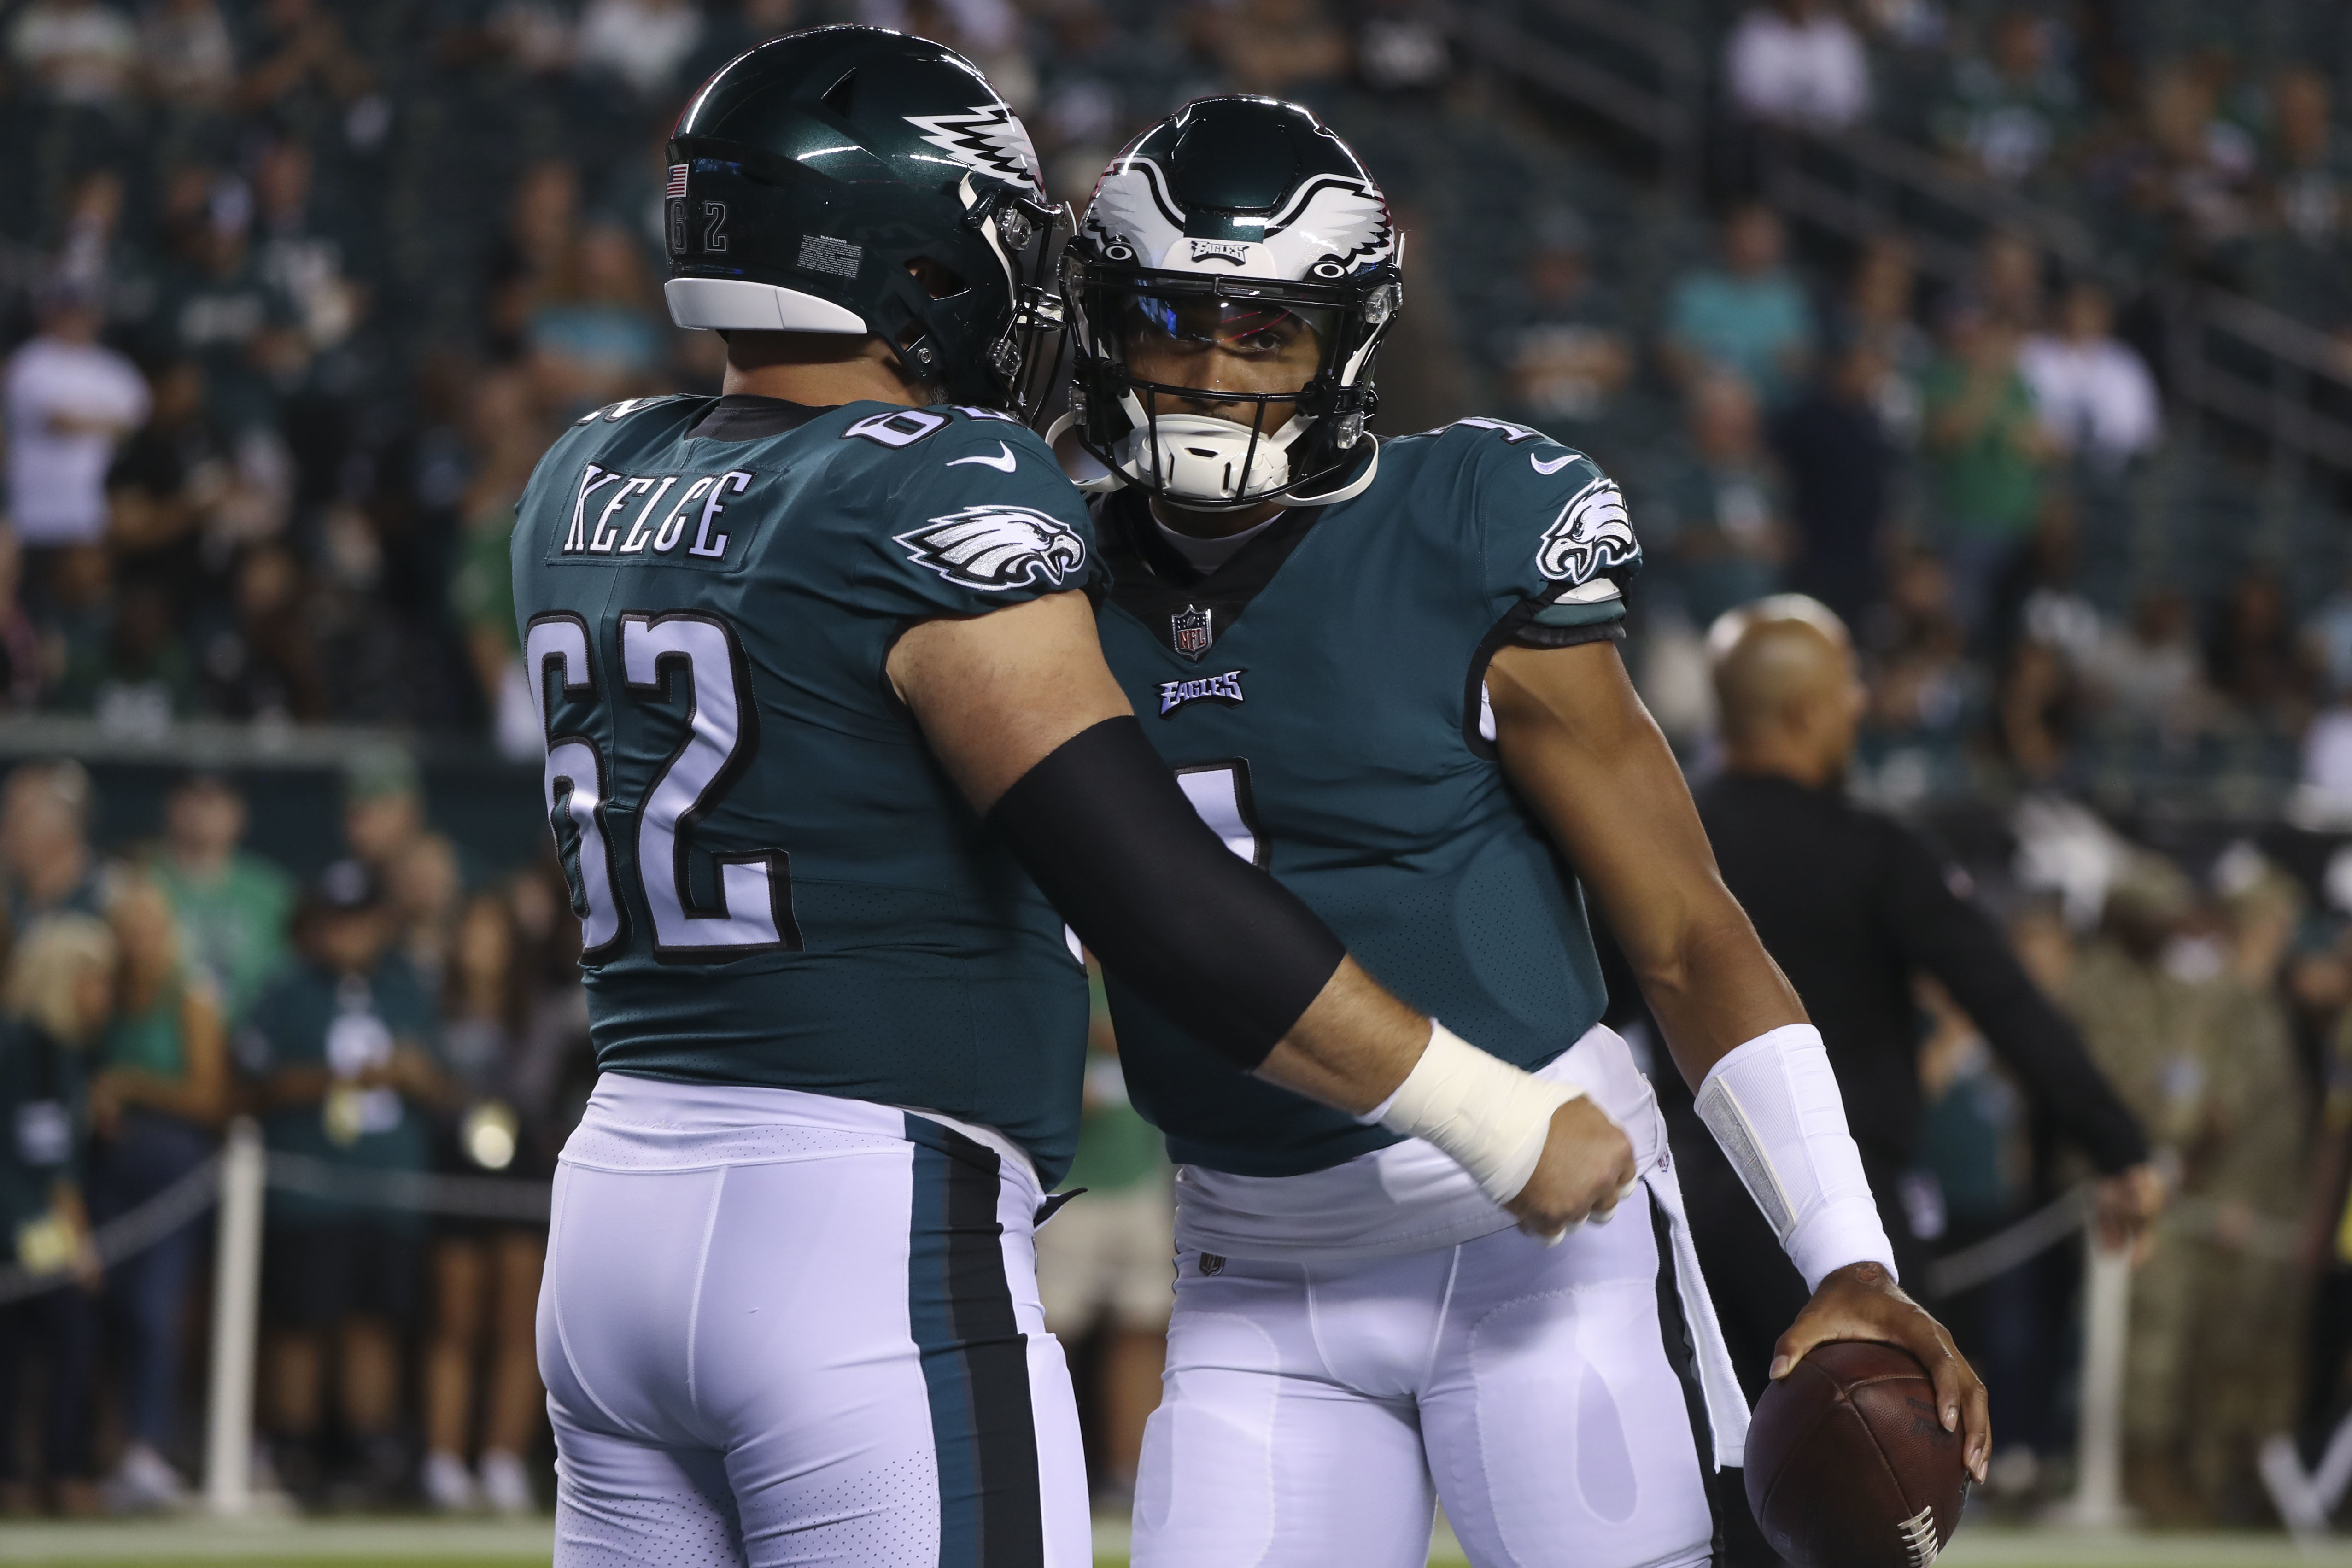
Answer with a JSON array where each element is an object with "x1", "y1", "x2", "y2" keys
[
  {"x1": 1445, "y1": 420, "x2": 1644, "y2": 648},
  {"x1": 854, "y1": 408, "x2": 1105, "y2": 621}
]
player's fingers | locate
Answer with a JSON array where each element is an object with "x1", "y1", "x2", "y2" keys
[
  {"x1": 1935, "y1": 1333, "x2": 1992, "y2": 1482},
  {"x1": 1961, "y1": 1369, "x2": 1992, "y2": 1483},
  {"x1": 1767, "y1": 1313, "x2": 1831, "y2": 1380},
  {"x1": 1916, "y1": 1326, "x2": 1990, "y2": 1482},
  {"x1": 1923, "y1": 1339, "x2": 1966, "y2": 1436}
]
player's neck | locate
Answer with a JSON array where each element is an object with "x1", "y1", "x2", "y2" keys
[
  {"x1": 721, "y1": 334, "x2": 934, "y2": 408},
  {"x1": 1149, "y1": 495, "x2": 1287, "y2": 539}
]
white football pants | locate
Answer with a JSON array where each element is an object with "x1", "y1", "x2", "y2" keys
[
  {"x1": 1133, "y1": 1190, "x2": 1721, "y2": 1568},
  {"x1": 537, "y1": 1073, "x2": 1091, "y2": 1568}
]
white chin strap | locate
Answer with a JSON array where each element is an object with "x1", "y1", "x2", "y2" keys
[{"x1": 1113, "y1": 398, "x2": 1313, "y2": 504}]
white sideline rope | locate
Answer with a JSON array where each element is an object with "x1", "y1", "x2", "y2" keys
[
  {"x1": 261, "y1": 1150, "x2": 553, "y2": 1223},
  {"x1": 0, "y1": 1153, "x2": 225, "y2": 1305},
  {"x1": 1925, "y1": 1185, "x2": 2301, "y2": 1299},
  {"x1": 0, "y1": 1147, "x2": 555, "y2": 1304},
  {"x1": 1926, "y1": 1187, "x2": 2091, "y2": 1297}
]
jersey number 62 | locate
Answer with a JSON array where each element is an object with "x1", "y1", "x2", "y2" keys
[{"x1": 524, "y1": 611, "x2": 800, "y2": 963}]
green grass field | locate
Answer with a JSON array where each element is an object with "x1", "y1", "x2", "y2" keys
[{"x1": 6, "y1": 1518, "x2": 2352, "y2": 1567}]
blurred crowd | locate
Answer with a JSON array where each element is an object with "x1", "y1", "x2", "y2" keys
[
  {"x1": 0, "y1": 755, "x2": 595, "y2": 1514},
  {"x1": 1722, "y1": 0, "x2": 2352, "y2": 330},
  {"x1": 1897, "y1": 817, "x2": 2352, "y2": 1525},
  {"x1": 0, "y1": 0, "x2": 2345, "y2": 809}
]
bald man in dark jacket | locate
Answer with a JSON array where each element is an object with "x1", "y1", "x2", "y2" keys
[{"x1": 1653, "y1": 599, "x2": 2160, "y2": 1407}]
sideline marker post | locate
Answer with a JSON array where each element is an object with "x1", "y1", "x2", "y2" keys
[
  {"x1": 2053, "y1": 1230, "x2": 2133, "y2": 1529},
  {"x1": 203, "y1": 1117, "x2": 266, "y2": 1516}
]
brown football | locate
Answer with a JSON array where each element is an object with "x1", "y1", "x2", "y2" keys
[{"x1": 1743, "y1": 1340, "x2": 1970, "y2": 1568}]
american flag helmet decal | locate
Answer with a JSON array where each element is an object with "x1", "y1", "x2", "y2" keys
[{"x1": 667, "y1": 164, "x2": 690, "y2": 199}]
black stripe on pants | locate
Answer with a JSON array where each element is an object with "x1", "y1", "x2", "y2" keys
[{"x1": 906, "y1": 1116, "x2": 1045, "y2": 1568}]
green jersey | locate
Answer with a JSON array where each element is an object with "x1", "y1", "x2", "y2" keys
[
  {"x1": 1094, "y1": 419, "x2": 1642, "y2": 1177},
  {"x1": 509, "y1": 394, "x2": 1103, "y2": 1183},
  {"x1": 240, "y1": 955, "x2": 440, "y2": 1232},
  {"x1": 146, "y1": 850, "x2": 293, "y2": 1024}
]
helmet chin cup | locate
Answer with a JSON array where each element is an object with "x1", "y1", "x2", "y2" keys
[{"x1": 1114, "y1": 407, "x2": 1311, "y2": 505}]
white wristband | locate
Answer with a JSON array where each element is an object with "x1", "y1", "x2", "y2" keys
[
  {"x1": 1362, "y1": 1022, "x2": 1581, "y2": 1206},
  {"x1": 1693, "y1": 1023, "x2": 1896, "y2": 1293}
]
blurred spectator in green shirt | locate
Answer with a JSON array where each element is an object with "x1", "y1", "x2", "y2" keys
[
  {"x1": 1924, "y1": 302, "x2": 2052, "y2": 634},
  {"x1": 145, "y1": 771, "x2": 293, "y2": 1025},
  {"x1": 1492, "y1": 212, "x2": 1634, "y2": 439},
  {"x1": 1931, "y1": 9, "x2": 2080, "y2": 190},
  {"x1": 1662, "y1": 203, "x2": 1816, "y2": 405},
  {"x1": 238, "y1": 859, "x2": 450, "y2": 1503}
]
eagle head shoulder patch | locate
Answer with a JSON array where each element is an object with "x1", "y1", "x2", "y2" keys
[
  {"x1": 1534, "y1": 476, "x2": 1639, "y2": 585},
  {"x1": 895, "y1": 506, "x2": 1087, "y2": 592}
]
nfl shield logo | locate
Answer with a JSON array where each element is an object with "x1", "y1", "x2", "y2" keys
[{"x1": 1171, "y1": 604, "x2": 1213, "y2": 658}]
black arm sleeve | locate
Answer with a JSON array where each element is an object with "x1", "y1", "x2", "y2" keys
[
  {"x1": 988, "y1": 716, "x2": 1349, "y2": 1069},
  {"x1": 1878, "y1": 822, "x2": 2151, "y2": 1174}
]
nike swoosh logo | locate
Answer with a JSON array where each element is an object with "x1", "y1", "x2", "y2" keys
[
  {"x1": 1531, "y1": 452, "x2": 1579, "y2": 475},
  {"x1": 947, "y1": 441, "x2": 1018, "y2": 473}
]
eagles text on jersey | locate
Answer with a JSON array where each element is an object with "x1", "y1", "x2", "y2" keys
[{"x1": 1091, "y1": 419, "x2": 1642, "y2": 1176}]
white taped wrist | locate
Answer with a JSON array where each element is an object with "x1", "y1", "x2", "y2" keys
[
  {"x1": 1693, "y1": 1024, "x2": 1897, "y2": 1293},
  {"x1": 1365, "y1": 1022, "x2": 1580, "y2": 1205}
]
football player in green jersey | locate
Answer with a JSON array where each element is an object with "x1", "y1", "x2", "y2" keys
[
  {"x1": 514, "y1": 29, "x2": 1644, "y2": 1568},
  {"x1": 1059, "y1": 99, "x2": 1989, "y2": 1568}
]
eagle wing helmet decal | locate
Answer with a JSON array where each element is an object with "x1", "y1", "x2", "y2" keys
[
  {"x1": 1083, "y1": 158, "x2": 1393, "y2": 279},
  {"x1": 903, "y1": 104, "x2": 1045, "y2": 193},
  {"x1": 1535, "y1": 476, "x2": 1639, "y2": 584},
  {"x1": 895, "y1": 505, "x2": 1088, "y2": 591},
  {"x1": 1082, "y1": 155, "x2": 1186, "y2": 265},
  {"x1": 1263, "y1": 175, "x2": 1395, "y2": 275}
]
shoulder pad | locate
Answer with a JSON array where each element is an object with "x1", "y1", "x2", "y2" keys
[
  {"x1": 1411, "y1": 415, "x2": 1553, "y2": 447},
  {"x1": 571, "y1": 393, "x2": 703, "y2": 427},
  {"x1": 837, "y1": 403, "x2": 1061, "y2": 468},
  {"x1": 1414, "y1": 414, "x2": 1637, "y2": 600}
]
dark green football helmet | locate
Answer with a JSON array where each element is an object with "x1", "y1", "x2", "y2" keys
[
  {"x1": 665, "y1": 25, "x2": 1071, "y2": 413},
  {"x1": 1060, "y1": 97, "x2": 1403, "y2": 509}
]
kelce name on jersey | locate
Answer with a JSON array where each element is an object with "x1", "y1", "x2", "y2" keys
[
  {"x1": 560, "y1": 463, "x2": 754, "y2": 560},
  {"x1": 1158, "y1": 669, "x2": 1244, "y2": 716}
]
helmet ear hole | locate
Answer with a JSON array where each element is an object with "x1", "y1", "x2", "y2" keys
[{"x1": 905, "y1": 257, "x2": 969, "y2": 299}]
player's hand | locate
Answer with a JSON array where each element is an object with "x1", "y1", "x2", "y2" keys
[
  {"x1": 2092, "y1": 1162, "x2": 2166, "y2": 1263},
  {"x1": 1504, "y1": 1097, "x2": 1637, "y2": 1241},
  {"x1": 1773, "y1": 1262, "x2": 1989, "y2": 1485}
]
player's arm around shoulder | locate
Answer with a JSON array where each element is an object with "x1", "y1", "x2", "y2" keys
[
  {"x1": 889, "y1": 593, "x2": 1632, "y2": 1239},
  {"x1": 887, "y1": 590, "x2": 1126, "y2": 812},
  {"x1": 873, "y1": 405, "x2": 1114, "y2": 805}
]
